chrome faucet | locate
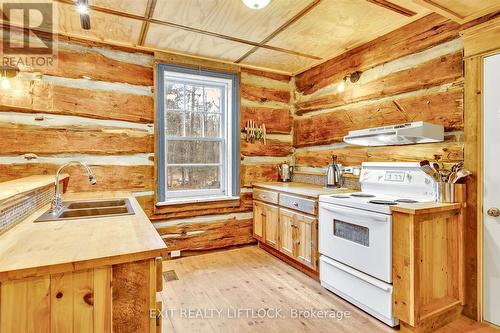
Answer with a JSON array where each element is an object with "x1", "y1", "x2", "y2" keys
[{"x1": 51, "y1": 161, "x2": 97, "y2": 214}]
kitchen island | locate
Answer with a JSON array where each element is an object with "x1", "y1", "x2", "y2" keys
[{"x1": 0, "y1": 176, "x2": 167, "y2": 332}]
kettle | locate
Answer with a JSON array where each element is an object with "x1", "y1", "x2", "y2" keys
[
  {"x1": 326, "y1": 155, "x2": 342, "y2": 188},
  {"x1": 278, "y1": 163, "x2": 294, "y2": 182}
]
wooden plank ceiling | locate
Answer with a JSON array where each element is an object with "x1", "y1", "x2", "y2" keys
[{"x1": 1, "y1": 0, "x2": 499, "y2": 74}]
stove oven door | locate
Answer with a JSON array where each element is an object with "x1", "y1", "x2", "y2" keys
[{"x1": 319, "y1": 202, "x2": 392, "y2": 283}]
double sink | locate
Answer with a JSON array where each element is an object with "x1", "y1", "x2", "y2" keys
[{"x1": 35, "y1": 198, "x2": 135, "y2": 222}]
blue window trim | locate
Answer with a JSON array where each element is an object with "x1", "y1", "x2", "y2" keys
[{"x1": 156, "y1": 63, "x2": 240, "y2": 203}]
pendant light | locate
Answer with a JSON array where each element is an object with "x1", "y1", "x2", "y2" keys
[{"x1": 242, "y1": 0, "x2": 271, "y2": 10}]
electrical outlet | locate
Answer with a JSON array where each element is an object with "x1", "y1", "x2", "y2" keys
[{"x1": 170, "y1": 250, "x2": 181, "y2": 258}]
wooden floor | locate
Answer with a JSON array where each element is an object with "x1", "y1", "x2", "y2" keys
[{"x1": 159, "y1": 246, "x2": 498, "y2": 333}]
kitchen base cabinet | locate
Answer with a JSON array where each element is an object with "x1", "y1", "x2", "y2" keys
[
  {"x1": 0, "y1": 258, "x2": 163, "y2": 333},
  {"x1": 294, "y1": 212, "x2": 317, "y2": 270},
  {"x1": 253, "y1": 201, "x2": 265, "y2": 241},
  {"x1": 393, "y1": 206, "x2": 465, "y2": 333},
  {"x1": 253, "y1": 201, "x2": 279, "y2": 248},
  {"x1": 253, "y1": 185, "x2": 322, "y2": 278},
  {"x1": 278, "y1": 208, "x2": 295, "y2": 257},
  {"x1": 263, "y1": 204, "x2": 279, "y2": 249}
]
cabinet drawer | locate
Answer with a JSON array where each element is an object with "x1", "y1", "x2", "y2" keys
[
  {"x1": 253, "y1": 189, "x2": 278, "y2": 204},
  {"x1": 279, "y1": 194, "x2": 316, "y2": 215}
]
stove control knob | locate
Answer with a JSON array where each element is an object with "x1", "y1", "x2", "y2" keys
[{"x1": 406, "y1": 173, "x2": 412, "y2": 182}]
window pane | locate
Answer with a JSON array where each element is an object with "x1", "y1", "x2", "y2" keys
[
  {"x1": 167, "y1": 166, "x2": 221, "y2": 191},
  {"x1": 165, "y1": 83, "x2": 184, "y2": 110},
  {"x1": 205, "y1": 87, "x2": 221, "y2": 113},
  {"x1": 184, "y1": 112, "x2": 203, "y2": 137},
  {"x1": 205, "y1": 114, "x2": 221, "y2": 138},
  {"x1": 167, "y1": 140, "x2": 220, "y2": 164},
  {"x1": 185, "y1": 85, "x2": 204, "y2": 112},
  {"x1": 166, "y1": 112, "x2": 184, "y2": 136}
]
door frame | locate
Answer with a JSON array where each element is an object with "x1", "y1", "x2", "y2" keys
[{"x1": 462, "y1": 16, "x2": 500, "y2": 322}]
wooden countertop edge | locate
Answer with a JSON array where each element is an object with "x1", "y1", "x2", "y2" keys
[
  {"x1": 0, "y1": 192, "x2": 167, "y2": 281},
  {"x1": 391, "y1": 203, "x2": 464, "y2": 215},
  {"x1": 253, "y1": 182, "x2": 353, "y2": 199},
  {"x1": 0, "y1": 174, "x2": 69, "y2": 207},
  {"x1": 0, "y1": 247, "x2": 167, "y2": 282}
]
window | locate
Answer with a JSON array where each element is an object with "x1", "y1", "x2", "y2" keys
[{"x1": 156, "y1": 64, "x2": 239, "y2": 204}]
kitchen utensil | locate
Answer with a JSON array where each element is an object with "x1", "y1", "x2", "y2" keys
[
  {"x1": 420, "y1": 160, "x2": 430, "y2": 167},
  {"x1": 453, "y1": 169, "x2": 471, "y2": 183},
  {"x1": 420, "y1": 165, "x2": 439, "y2": 182},
  {"x1": 447, "y1": 171, "x2": 457, "y2": 183}
]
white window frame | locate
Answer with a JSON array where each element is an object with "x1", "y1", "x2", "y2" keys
[{"x1": 156, "y1": 68, "x2": 237, "y2": 205}]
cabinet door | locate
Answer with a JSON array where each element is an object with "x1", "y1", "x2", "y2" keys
[
  {"x1": 263, "y1": 204, "x2": 279, "y2": 248},
  {"x1": 294, "y1": 213, "x2": 317, "y2": 269},
  {"x1": 279, "y1": 208, "x2": 295, "y2": 257},
  {"x1": 253, "y1": 201, "x2": 264, "y2": 241}
]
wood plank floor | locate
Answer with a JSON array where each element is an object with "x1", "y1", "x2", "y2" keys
[{"x1": 159, "y1": 246, "x2": 498, "y2": 333}]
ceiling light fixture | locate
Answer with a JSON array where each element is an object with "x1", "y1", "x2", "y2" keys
[
  {"x1": 242, "y1": 0, "x2": 271, "y2": 10},
  {"x1": 0, "y1": 67, "x2": 19, "y2": 90},
  {"x1": 1, "y1": 77, "x2": 10, "y2": 90},
  {"x1": 337, "y1": 71, "x2": 362, "y2": 93},
  {"x1": 76, "y1": 0, "x2": 91, "y2": 30}
]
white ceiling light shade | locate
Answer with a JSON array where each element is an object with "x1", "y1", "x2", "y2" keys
[{"x1": 242, "y1": 0, "x2": 271, "y2": 10}]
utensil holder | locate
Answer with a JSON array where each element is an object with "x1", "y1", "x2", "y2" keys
[{"x1": 434, "y1": 183, "x2": 466, "y2": 203}]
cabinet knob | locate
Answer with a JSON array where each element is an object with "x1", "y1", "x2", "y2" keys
[
  {"x1": 487, "y1": 207, "x2": 500, "y2": 217},
  {"x1": 83, "y1": 292, "x2": 94, "y2": 306},
  {"x1": 292, "y1": 202, "x2": 299, "y2": 207}
]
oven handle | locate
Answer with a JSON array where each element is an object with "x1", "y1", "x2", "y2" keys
[
  {"x1": 321, "y1": 256, "x2": 392, "y2": 292},
  {"x1": 320, "y1": 204, "x2": 389, "y2": 223}
]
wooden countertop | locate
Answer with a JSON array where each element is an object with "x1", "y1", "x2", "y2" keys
[
  {"x1": 391, "y1": 202, "x2": 463, "y2": 215},
  {"x1": 0, "y1": 174, "x2": 69, "y2": 206},
  {"x1": 253, "y1": 182, "x2": 352, "y2": 198},
  {"x1": 254, "y1": 182, "x2": 463, "y2": 214},
  {"x1": 0, "y1": 191, "x2": 167, "y2": 281}
]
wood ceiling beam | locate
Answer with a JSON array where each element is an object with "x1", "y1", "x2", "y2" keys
[
  {"x1": 138, "y1": 0, "x2": 157, "y2": 46},
  {"x1": 366, "y1": 0, "x2": 417, "y2": 17},
  {"x1": 236, "y1": 0, "x2": 323, "y2": 63},
  {"x1": 53, "y1": 0, "x2": 320, "y2": 60}
]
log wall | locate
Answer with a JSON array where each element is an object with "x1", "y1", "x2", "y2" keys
[
  {"x1": 0, "y1": 30, "x2": 293, "y2": 256},
  {"x1": 292, "y1": 12, "x2": 498, "y2": 319}
]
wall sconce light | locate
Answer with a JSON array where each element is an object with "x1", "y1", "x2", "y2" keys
[
  {"x1": 76, "y1": 0, "x2": 91, "y2": 30},
  {"x1": 337, "y1": 71, "x2": 363, "y2": 93},
  {"x1": 0, "y1": 67, "x2": 19, "y2": 90}
]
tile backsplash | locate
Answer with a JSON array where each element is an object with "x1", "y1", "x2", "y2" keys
[
  {"x1": 0, "y1": 186, "x2": 53, "y2": 235},
  {"x1": 291, "y1": 172, "x2": 360, "y2": 190}
]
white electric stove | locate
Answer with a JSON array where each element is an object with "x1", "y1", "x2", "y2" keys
[{"x1": 318, "y1": 162, "x2": 435, "y2": 327}]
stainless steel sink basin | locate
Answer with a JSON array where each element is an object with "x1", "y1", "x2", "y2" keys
[
  {"x1": 35, "y1": 198, "x2": 135, "y2": 222},
  {"x1": 67, "y1": 199, "x2": 127, "y2": 210}
]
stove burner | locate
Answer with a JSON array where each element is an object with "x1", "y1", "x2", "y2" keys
[
  {"x1": 350, "y1": 193, "x2": 376, "y2": 198},
  {"x1": 369, "y1": 200, "x2": 397, "y2": 205},
  {"x1": 395, "y1": 199, "x2": 419, "y2": 203},
  {"x1": 331, "y1": 195, "x2": 349, "y2": 198}
]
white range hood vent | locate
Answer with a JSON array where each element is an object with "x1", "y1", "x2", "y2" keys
[{"x1": 343, "y1": 121, "x2": 444, "y2": 147}]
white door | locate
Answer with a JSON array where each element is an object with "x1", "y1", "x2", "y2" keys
[{"x1": 483, "y1": 52, "x2": 500, "y2": 326}]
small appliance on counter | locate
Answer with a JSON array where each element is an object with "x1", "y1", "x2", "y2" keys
[
  {"x1": 278, "y1": 162, "x2": 294, "y2": 182},
  {"x1": 326, "y1": 155, "x2": 342, "y2": 188}
]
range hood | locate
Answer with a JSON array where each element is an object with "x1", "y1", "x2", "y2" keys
[{"x1": 343, "y1": 121, "x2": 444, "y2": 147}]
